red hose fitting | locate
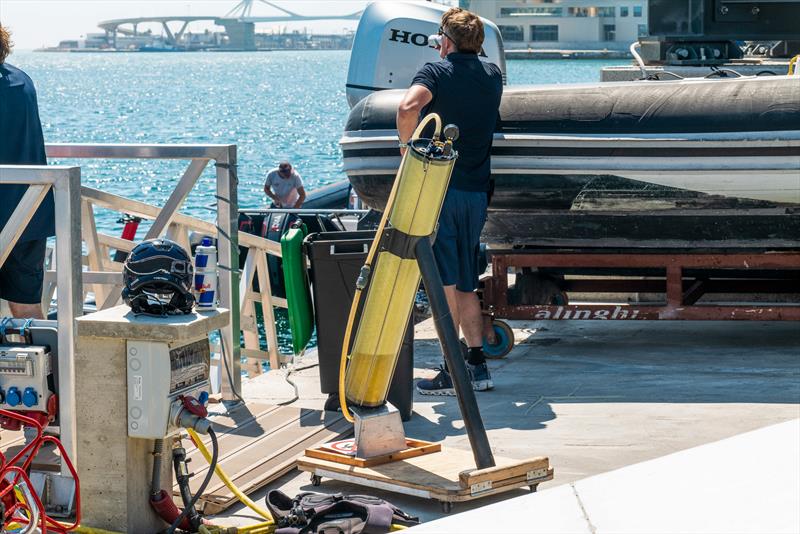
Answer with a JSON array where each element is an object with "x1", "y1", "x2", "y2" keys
[{"x1": 150, "y1": 489, "x2": 210, "y2": 531}]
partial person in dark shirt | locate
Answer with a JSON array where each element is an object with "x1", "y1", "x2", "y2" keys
[
  {"x1": 397, "y1": 7, "x2": 503, "y2": 395},
  {"x1": 0, "y1": 25, "x2": 53, "y2": 319}
]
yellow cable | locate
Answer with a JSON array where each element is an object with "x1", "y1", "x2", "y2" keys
[
  {"x1": 187, "y1": 428, "x2": 274, "y2": 524},
  {"x1": 234, "y1": 521, "x2": 276, "y2": 533},
  {"x1": 338, "y1": 113, "x2": 443, "y2": 423},
  {"x1": 74, "y1": 527, "x2": 124, "y2": 534}
]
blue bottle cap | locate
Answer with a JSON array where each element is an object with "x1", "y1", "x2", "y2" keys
[{"x1": 201, "y1": 237, "x2": 213, "y2": 246}]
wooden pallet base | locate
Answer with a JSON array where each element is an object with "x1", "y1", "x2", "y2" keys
[
  {"x1": 297, "y1": 446, "x2": 553, "y2": 513},
  {"x1": 305, "y1": 438, "x2": 441, "y2": 468}
]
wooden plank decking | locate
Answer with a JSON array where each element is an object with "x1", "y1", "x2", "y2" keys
[{"x1": 180, "y1": 402, "x2": 352, "y2": 515}]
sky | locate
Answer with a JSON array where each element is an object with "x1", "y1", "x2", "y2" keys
[{"x1": 0, "y1": 0, "x2": 416, "y2": 49}]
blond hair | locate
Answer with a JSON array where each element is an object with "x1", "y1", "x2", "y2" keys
[
  {"x1": 441, "y1": 7, "x2": 484, "y2": 54},
  {"x1": 0, "y1": 25, "x2": 11, "y2": 64}
]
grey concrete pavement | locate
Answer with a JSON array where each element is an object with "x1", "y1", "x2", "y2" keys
[{"x1": 215, "y1": 319, "x2": 800, "y2": 526}]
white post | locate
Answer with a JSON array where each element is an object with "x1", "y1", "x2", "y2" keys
[
  {"x1": 53, "y1": 167, "x2": 83, "y2": 477},
  {"x1": 216, "y1": 145, "x2": 242, "y2": 399}
]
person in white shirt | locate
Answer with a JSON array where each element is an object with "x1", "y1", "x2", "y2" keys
[{"x1": 264, "y1": 161, "x2": 306, "y2": 208}]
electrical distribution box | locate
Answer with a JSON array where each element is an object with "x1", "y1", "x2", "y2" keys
[
  {"x1": 126, "y1": 338, "x2": 210, "y2": 439},
  {"x1": 0, "y1": 345, "x2": 53, "y2": 412}
]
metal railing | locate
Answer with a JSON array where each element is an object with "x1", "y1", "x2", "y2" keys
[
  {"x1": 42, "y1": 143, "x2": 260, "y2": 392},
  {"x1": 3, "y1": 144, "x2": 357, "y2": 474},
  {"x1": 2, "y1": 147, "x2": 362, "y2": 443},
  {"x1": 0, "y1": 164, "x2": 82, "y2": 477}
]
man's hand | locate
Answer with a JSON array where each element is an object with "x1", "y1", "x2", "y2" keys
[{"x1": 397, "y1": 85, "x2": 433, "y2": 154}]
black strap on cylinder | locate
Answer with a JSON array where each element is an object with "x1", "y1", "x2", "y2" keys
[{"x1": 379, "y1": 227, "x2": 423, "y2": 260}]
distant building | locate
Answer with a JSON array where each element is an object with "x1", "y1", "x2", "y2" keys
[{"x1": 462, "y1": 0, "x2": 648, "y2": 50}]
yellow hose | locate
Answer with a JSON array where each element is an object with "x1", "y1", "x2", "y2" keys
[
  {"x1": 74, "y1": 528, "x2": 124, "y2": 534},
  {"x1": 338, "y1": 113, "x2": 443, "y2": 422},
  {"x1": 187, "y1": 428, "x2": 274, "y2": 523},
  {"x1": 235, "y1": 522, "x2": 276, "y2": 534},
  {"x1": 189, "y1": 420, "x2": 411, "y2": 533},
  {"x1": 789, "y1": 55, "x2": 799, "y2": 75}
]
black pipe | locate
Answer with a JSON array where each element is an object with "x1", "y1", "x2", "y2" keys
[
  {"x1": 151, "y1": 439, "x2": 164, "y2": 497},
  {"x1": 415, "y1": 238, "x2": 495, "y2": 469},
  {"x1": 172, "y1": 445, "x2": 203, "y2": 532},
  {"x1": 167, "y1": 427, "x2": 219, "y2": 534}
]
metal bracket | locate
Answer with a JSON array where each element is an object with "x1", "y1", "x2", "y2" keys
[
  {"x1": 352, "y1": 402, "x2": 407, "y2": 459},
  {"x1": 29, "y1": 471, "x2": 76, "y2": 518},
  {"x1": 527, "y1": 468, "x2": 549, "y2": 481},
  {"x1": 470, "y1": 480, "x2": 492, "y2": 495}
]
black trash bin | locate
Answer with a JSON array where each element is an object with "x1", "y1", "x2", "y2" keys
[{"x1": 305, "y1": 231, "x2": 414, "y2": 421}]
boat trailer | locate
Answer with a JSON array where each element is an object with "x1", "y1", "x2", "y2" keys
[{"x1": 480, "y1": 248, "x2": 800, "y2": 357}]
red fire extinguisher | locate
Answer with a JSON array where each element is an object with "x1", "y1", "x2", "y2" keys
[{"x1": 113, "y1": 214, "x2": 142, "y2": 263}]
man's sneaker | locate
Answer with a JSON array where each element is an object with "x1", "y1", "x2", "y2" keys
[
  {"x1": 416, "y1": 366, "x2": 455, "y2": 396},
  {"x1": 468, "y1": 362, "x2": 494, "y2": 391}
]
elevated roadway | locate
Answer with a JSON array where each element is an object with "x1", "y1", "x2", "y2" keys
[{"x1": 98, "y1": 1, "x2": 362, "y2": 50}]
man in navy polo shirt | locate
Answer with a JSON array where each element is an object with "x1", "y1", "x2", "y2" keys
[
  {"x1": 0, "y1": 25, "x2": 53, "y2": 319},
  {"x1": 397, "y1": 7, "x2": 503, "y2": 395}
]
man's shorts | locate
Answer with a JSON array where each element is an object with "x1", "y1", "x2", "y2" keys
[
  {"x1": 0, "y1": 239, "x2": 46, "y2": 304},
  {"x1": 433, "y1": 188, "x2": 488, "y2": 292}
]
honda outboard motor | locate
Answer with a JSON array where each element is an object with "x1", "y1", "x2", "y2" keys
[{"x1": 346, "y1": 1, "x2": 506, "y2": 108}]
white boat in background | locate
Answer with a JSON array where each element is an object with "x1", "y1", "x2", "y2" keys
[
  {"x1": 341, "y1": 2, "x2": 800, "y2": 248},
  {"x1": 343, "y1": 77, "x2": 800, "y2": 207}
]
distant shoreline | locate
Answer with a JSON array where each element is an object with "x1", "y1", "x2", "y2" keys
[
  {"x1": 30, "y1": 47, "x2": 634, "y2": 60},
  {"x1": 506, "y1": 49, "x2": 631, "y2": 60},
  {"x1": 33, "y1": 47, "x2": 352, "y2": 53}
]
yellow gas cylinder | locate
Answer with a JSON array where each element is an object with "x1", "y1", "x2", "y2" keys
[{"x1": 343, "y1": 114, "x2": 457, "y2": 409}]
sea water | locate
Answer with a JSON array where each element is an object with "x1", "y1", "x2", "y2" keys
[{"x1": 11, "y1": 50, "x2": 626, "y2": 352}]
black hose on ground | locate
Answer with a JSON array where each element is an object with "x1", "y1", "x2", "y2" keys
[{"x1": 166, "y1": 427, "x2": 219, "y2": 534}]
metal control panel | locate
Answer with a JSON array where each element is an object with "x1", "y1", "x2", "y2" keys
[
  {"x1": 126, "y1": 338, "x2": 210, "y2": 438},
  {"x1": 0, "y1": 345, "x2": 53, "y2": 412}
]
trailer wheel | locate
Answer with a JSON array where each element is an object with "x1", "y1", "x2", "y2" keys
[
  {"x1": 483, "y1": 320, "x2": 514, "y2": 359},
  {"x1": 310, "y1": 474, "x2": 322, "y2": 487}
]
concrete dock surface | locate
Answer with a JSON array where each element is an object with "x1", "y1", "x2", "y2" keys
[{"x1": 217, "y1": 319, "x2": 800, "y2": 526}]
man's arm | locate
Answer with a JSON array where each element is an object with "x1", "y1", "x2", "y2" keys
[
  {"x1": 397, "y1": 85, "x2": 433, "y2": 155},
  {"x1": 264, "y1": 182, "x2": 280, "y2": 206},
  {"x1": 293, "y1": 186, "x2": 306, "y2": 208}
]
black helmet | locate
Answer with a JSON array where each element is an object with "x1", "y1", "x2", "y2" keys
[{"x1": 122, "y1": 238, "x2": 195, "y2": 316}]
